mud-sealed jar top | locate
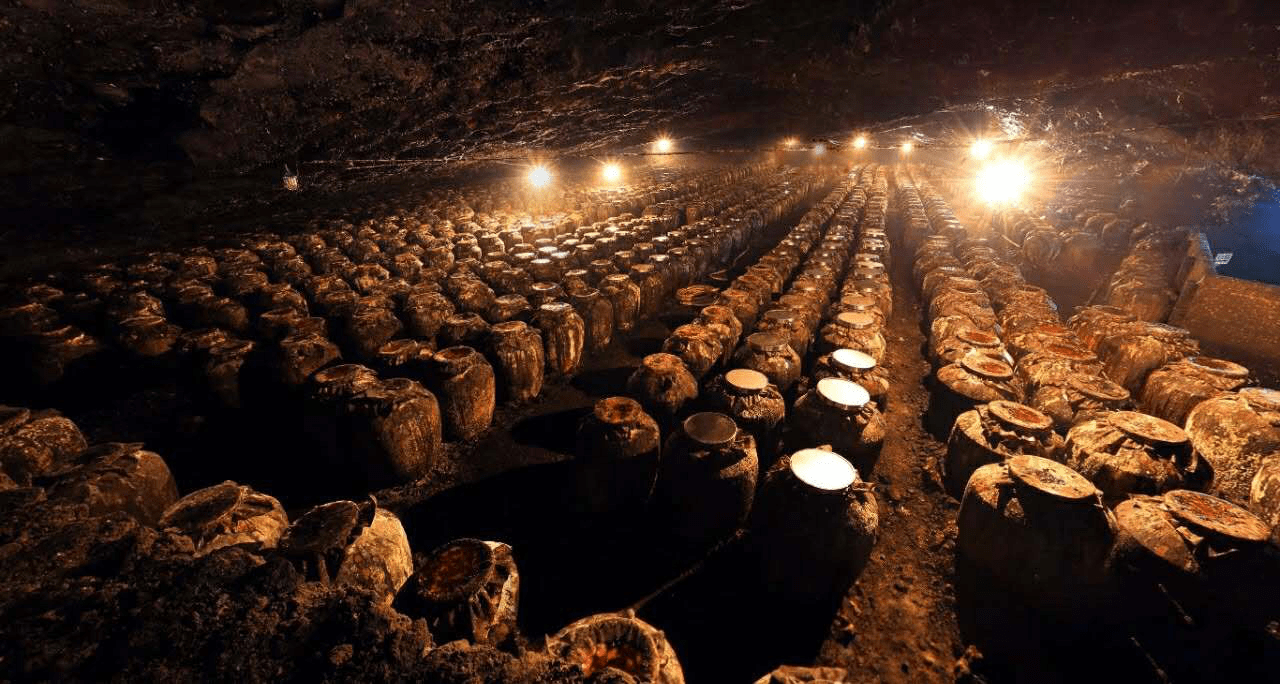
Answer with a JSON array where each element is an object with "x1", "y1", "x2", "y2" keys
[
  {"x1": 836, "y1": 311, "x2": 877, "y2": 330},
  {"x1": 988, "y1": 400, "x2": 1054, "y2": 433},
  {"x1": 1007, "y1": 455, "x2": 1098, "y2": 502},
  {"x1": 1110, "y1": 411, "x2": 1187, "y2": 446},
  {"x1": 1241, "y1": 387, "x2": 1280, "y2": 414},
  {"x1": 594, "y1": 396, "x2": 646, "y2": 425},
  {"x1": 1067, "y1": 373, "x2": 1129, "y2": 402},
  {"x1": 1161, "y1": 490, "x2": 1271, "y2": 543},
  {"x1": 682, "y1": 412, "x2": 738, "y2": 447},
  {"x1": 419, "y1": 538, "x2": 494, "y2": 601},
  {"x1": 961, "y1": 354, "x2": 1015, "y2": 381}
]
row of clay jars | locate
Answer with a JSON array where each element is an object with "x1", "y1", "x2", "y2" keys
[
  {"x1": 1137, "y1": 356, "x2": 1251, "y2": 426},
  {"x1": 1064, "y1": 410, "x2": 1210, "y2": 503}
]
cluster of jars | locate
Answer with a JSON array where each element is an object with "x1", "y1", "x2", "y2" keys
[{"x1": 1098, "y1": 229, "x2": 1189, "y2": 323}]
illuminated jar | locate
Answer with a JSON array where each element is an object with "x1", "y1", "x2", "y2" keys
[
  {"x1": 1185, "y1": 388, "x2": 1280, "y2": 507},
  {"x1": 750, "y1": 448, "x2": 879, "y2": 606},
  {"x1": 1030, "y1": 372, "x2": 1131, "y2": 430},
  {"x1": 816, "y1": 311, "x2": 885, "y2": 362},
  {"x1": 159, "y1": 481, "x2": 289, "y2": 556},
  {"x1": 547, "y1": 612, "x2": 685, "y2": 684},
  {"x1": 569, "y1": 287, "x2": 614, "y2": 354},
  {"x1": 342, "y1": 304, "x2": 404, "y2": 362},
  {"x1": 931, "y1": 327, "x2": 1011, "y2": 368},
  {"x1": 437, "y1": 312, "x2": 491, "y2": 348},
  {"x1": 932, "y1": 354, "x2": 1023, "y2": 431},
  {"x1": 696, "y1": 305, "x2": 742, "y2": 366},
  {"x1": 404, "y1": 290, "x2": 455, "y2": 340},
  {"x1": 758, "y1": 309, "x2": 812, "y2": 359},
  {"x1": 944, "y1": 400, "x2": 1065, "y2": 497},
  {"x1": 394, "y1": 538, "x2": 520, "y2": 646},
  {"x1": 661, "y1": 324, "x2": 723, "y2": 381},
  {"x1": 1065, "y1": 411, "x2": 1210, "y2": 502},
  {"x1": 733, "y1": 332, "x2": 802, "y2": 393},
  {"x1": 532, "y1": 302, "x2": 585, "y2": 379},
  {"x1": 0, "y1": 410, "x2": 86, "y2": 484},
  {"x1": 574, "y1": 396, "x2": 662, "y2": 514},
  {"x1": 703, "y1": 369, "x2": 785, "y2": 467},
  {"x1": 204, "y1": 339, "x2": 257, "y2": 410},
  {"x1": 1014, "y1": 342, "x2": 1103, "y2": 393},
  {"x1": 1137, "y1": 356, "x2": 1250, "y2": 426},
  {"x1": 627, "y1": 353, "x2": 699, "y2": 421},
  {"x1": 347, "y1": 377, "x2": 443, "y2": 486},
  {"x1": 715, "y1": 287, "x2": 761, "y2": 331},
  {"x1": 276, "y1": 332, "x2": 341, "y2": 389},
  {"x1": 957, "y1": 456, "x2": 1115, "y2": 614},
  {"x1": 655, "y1": 412, "x2": 759, "y2": 545},
  {"x1": 630, "y1": 264, "x2": 665, "y2": 320},
  {"x1": 47, "y1": 442, "x2": 178, "y2": 525},
  {"x1": 485, "y1": 321, "x2": 544, "y2": 403},
  {"x1": 117, "y1": 314, "x2": 180, "y2": 358},
  {"x1": 280, "y1": 500, "x2": 412, "y2": 604},
  {"x1": 789, "y1": 378, "x2": 885, "y2": 473},
  {"x1": 486, "y1": 293, "x2": 531, "y2": 324},
  {"x1": 811, "y1": 348, "x2": 890, "y2": 407},
  {"x1": 601, "y1": 274, "x2": 641, "y2": 334},
  {"x1": 428, "y1": 346, "x2": 495, "y2": 441}
]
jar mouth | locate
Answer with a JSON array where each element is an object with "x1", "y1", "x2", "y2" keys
[
  {"x1": 725, "y1": 368, "x2": 768, "y2": 393},
  {"x1": 988, "y1": 400, "x2": 1054, "y2": 433},
  {"x1": 1186, "y1": 355, "x2": 1249, "y2": 379},
  {"x1": 1110, "y1": 411, "x2": 1187, "y2": 446},
  {"x1": 1006, "y1": 455, "x2": 1098, "y2": 502},
  {"x1": 816, "y1": 377, "x2": 870, "y2": 410},
  {"x1": 683, "y1": 412, "x2": 738, "y2": 447},
  {"x1": 419, "y1": 538, "x2": 495, "y2": 601},
  {"x1": 956, "y1": 329, "x2": 1001, "y2": 347},
  {"x1": 1161, "y1": 490, "x2": 1271, "y2": 543},
  {"x1": 747, "y1": 332, "x2": 787, "y2": 352},
  {"x1": 831, "y1": 348, "x2": 876, "y2": 371},
  {"x1": 836, "y1": 311, "x2": 876, "y2": 330},
  {"x1": 790, "y1": 448, "x2": 857, "y2": 491},
  {"x1": 961, "y1": 353, "x2": 1014, "y2": 380},
  {"x1": 595, "y1": 396, "x2": 644, "y2": 425},
  {"x1": 1044, "y1": 342, "x2": 1096, "y2": 362},
  {"x1": 1241, "y1": 387, "x2": 1280, "y2": 413}
]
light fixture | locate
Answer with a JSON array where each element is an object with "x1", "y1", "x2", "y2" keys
[
  {"x1": 900, "y1": 141, "x2": 914, "y2": 154},
  {"x1": 601, "y1": 162, "x2": 623, "y2": 184},
  {"x1": 853, "y1": 135, "x2": 868, "y2": 149},
  {"x1": 974, "y1": 159, "x2": 1031, "y2": 206},
  {"x1": 527, "y1": 164, "x2": 552, "y2": 188},
  {"x1": 970, "y1": 139, "x2": 993, "y2": 160},
  {"x1": 654, "y1": 136, "x2": 674, "y2": 154},
  {"x1": 783, "y1": 137, "x2": 798, "y2": 149}
]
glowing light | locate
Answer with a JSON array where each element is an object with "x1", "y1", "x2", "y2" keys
[
  {"x1": 813, "y1": 143, "x2": 826, "y2": 156},
  {"x1": 975, "y1": 159, "x2": 1032, "y2": 206},
  {"x1": 853, "y1": 135, "x2": 868, "y2": 149},
  {"x1": 527, "y1": 164, "x2": 552, "y2": 188},
  {"x1": 970, "y1": 139, "x2": 993, "y2": 159},
  {"x1": 654, "y1": 136, "x2": 674, "y2": 154},
  {"x1": 900, "y1": 141, "x2": 914, "y2": 154},
  {"x1": 783, "y1": 137, "x2": 799, "y2": 149},
  {"x1": 601, "y1": 162, "x2": 623, "y2": 184}
]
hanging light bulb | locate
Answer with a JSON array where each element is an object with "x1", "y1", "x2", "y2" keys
[
  {"x1": 853, "y1": 135, "x2": 868, "y2": 149},
  {"x1": 527, "y1": 164, "x2": 552, "y2": 188},
  {"x1": 601, "y1": 162, "x2": 623, "y2": 184},
  {"x1": 900, "y1": 141, "x2": 914, "y2": 154},
  {"x1": 654, "y1": 136, "x2": 674, "y2": 153}
]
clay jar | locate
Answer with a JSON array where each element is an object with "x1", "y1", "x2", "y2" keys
[
  {"x1": 931, "y1": 354, "x2": 1023, "y2": 433},
  {"x1": 945, "y1": 401, "x2": 1065, "y2": 496},
  {"x1": 703, "y1": 369, "x2": 786, "y2": 466},
  {"x1": 574, "y1": 396, "x2": 663, "y2": 515},
  {"x1": 661, "y1": 323, "x2": 723, "y2": 381},
  {"x1": 204, "y1": 339, "x2": 257, "y2": 410},
  {"x1": 750, "y1": 448, "x2": 879, "y2": 607},
  {"x1": 601, "y1": 274, "x2": 641, "y2": 334},
  {"x1": 569, "y1": 287, "x2": 614, "y2": 354},
  {"x1": 485, "y1": 321, "x2": 544, "y2": 402},
  {"x1": 280, "y1": 500, "x2": 412, "y2": 604},
  {"x1": 630, "y1": 264, "x2": 666, "y2": 320},
  {"x1": 733, "y1": 332, "x2": 802, "y2": 393},
  {"x1": 47, "y1": 443, "x2": 179, "y2": 525},
  {"x1": 654, "y1": 412, "x2": 758, "y2": 546},
  {"x1": 696, "y1": 305, "x2": 742, "y2": 366},
  {"x1": 428, "y1": 346, "x2": 496, "y2": 441},
  {"x1": 487, "y1": 293, "x2": 532, "y2": 323},
  {"x1": 346, "y1": 377, "x2": 444, "y2": 486},
  {"x1": 1184, "y1": 388, "x2": 1280, "y2": 507},
  {"x1": 789, "y1": 378, "x2": 886, "y2": 474},
  {"x1": 159, "y1": 481, "x2": 289, "y2": 556},
  {"x1": 1030, "y1": 372, "x2": 1131, "y2": 430},
  {"x1": 716, "y1": 288, "x2": 761, "y2": 331},
  {"x1": 757, "y1": 309, "x2": 812, "y2": 360},
  {"x1": 546, "y1": 612, "x2": 685, "y2": 684},
  {"x1": 957, "y1": 456, "x2": 1116, "y2": 614},
  {"x1": 1137, "y1": 356, "x2": 1250, "y2": 426},
  {"x1": 1065, "y1": 411, "x2": 1211, "y2": 502},
  {"x1": 394, "y1": 538, "x2": 520, "y2": 646},
  {"x1": 816, "y1": 311, "x2": 886, "y2": 362},
  {"x1": 626, "y1": 353, "x2": 699, "y2": 421},
  {"x1": 811, "y1": 348, "x2": 890, "y2": 407},
  {"x1": 532, "y1": 302, "x2": 586, "y2": 379}
]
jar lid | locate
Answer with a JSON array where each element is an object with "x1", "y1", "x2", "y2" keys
[
  {"x1": 988, "y1": 400, "x2": 1054, "y2": 432},
  {"x1": 960, "y1": 354, "x2": 1014, "y2": 380},
  {"x1": 836, "y1": 311, "x2": 876, "y2": 330},
  {"x1": 1007, "y1": 455, "x2": 1098, "y2": 502},
  {"x1": 1066, "y1": 373, "x2": 1129, "y2": 402},
  {"x1": 725, "y1": 368, "x2": 768, "y2": 393},
  {"x1": 1240, "y1": 387, "x2": 1280, "y2": 413},
  {"x1": 1113, "y1": 498, "x2": 1197, "y2": 573},
  {"x1": 956, "y1": 328, "x2": 1001, "y2": 347},
  {"x1": 1043, "y1": 342, "x2": 1096, "y2": 362},
  {"x1": 832, "y1": 348, "x2": 876, "y2": 372},
  {"x1": 816, "y1": 377, "x2": 870, "y2": 410},
  {"x1": 763, "y1": 309, "x2": 796, "y2": 323},
  {"x1": 1162, "y1": 490, "x2": 1270, "y2": 543},
  {"x1": 790, "y1": 448, "x2": 857, "y2": 491},
  {"x1": 683, "y1": 412, "x2": 738, "y2": 447},
  {"x1": 1110, "y1": 411, "x2": 1187, "y2": 446},
  {"x1": 594, "y1": 396, "x2": 645, "y2": 425},
  {"x1": 747, "y1": 332, "x2": 788, "y2": 352},
  {"x1": 418, "y1": 538, "x2": 496, "y2": 601},
  {"x1": 604, "y1": 273, "x2": 630, "y2": 284},
  {"x1": 1186, "y1": 355, "x2": 1250, "y2": 379}
]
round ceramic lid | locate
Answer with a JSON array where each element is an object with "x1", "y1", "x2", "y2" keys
[
  {"x1": 836, "y1": 311, "x2": 876, "y2": 329},
  {"x1": 1162, "y1": 490, "x2": 1271, "y2": 543},
  {"x1": 816, "y1": 377, "x2": 870, "y2": 410},
  {"x1": 747, "y1": 332, "x2": 787, "y2": 351},
  {"x1": 1186, "y1": 356, "x2": 1250, "y2": 379},
  {"x1": 988, "y1": 400, "x2": 1054, "y2": 432},
  {"x1": 725, "y1": 368, "x2": 768, "y2": 392},
  {"x1": 683, "y1": 412, "x2": 738, "y2": 447},
  {"x1": 1044, "y1": 342, "x2": 1096, "y2": 362},
  {"x1": 961, "y1": 354, "x2": 1014, "y2": 380},
  {"x1": 1113, "y1": 498, "x2": 1198, "y2": 573},
  {"x1": 1066, "y1": 373, "x2": 1129, "y2": 402},
  {"x1": 956, "y1": 328, "x2": 1001, "y2": 347},
  {"x1": 832, "y1": 348, "x2": 876, "y2": 371},
  {"x1": 1110, "y1": 411, "x2": 1187, "y2": 446},
  {"x1": 840, "y1": 294, "x2": 877, "y2": 309},
  {"x1": 1241, "y1": 387, "x2": 1280, "y2": 413},
  {"x1": 1006, "y1": 455, "x2": 1098, "y2": 502},
  {"x1": 791, "y1": 448, "x2": 857, "y2": 491}
]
